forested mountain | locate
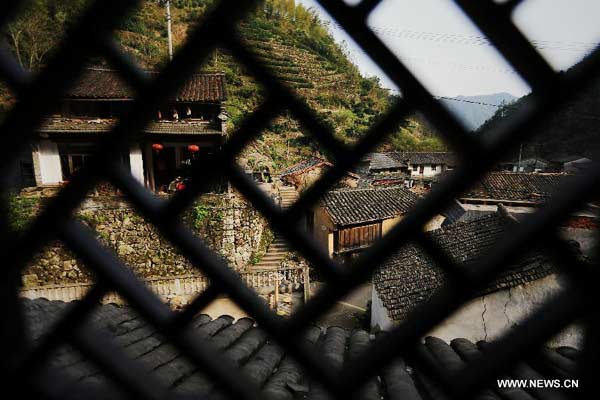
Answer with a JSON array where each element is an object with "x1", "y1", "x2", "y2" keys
[
  {"x1": 440, "y1": 92, "x2": 516, "y2": 131},
  {"x1": 1, "y1": 0, "x2": 446, "y2": 170},
  {"x1": 477, "y1": 65, "x2": 600, "y2": 161}
]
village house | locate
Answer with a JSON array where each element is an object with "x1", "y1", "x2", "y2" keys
[
  {"x1": 28, "y1": 67, "x2": 228, "y2": 192},
  {"x1": 278, "y1": 157, "x2": 358, "y2": 191},
  {"x1": 311, "y1": 186, "x2": 446, "y2": 259},
  {"x1": 459, "y1": 171, "x2": 598, "y2": 255},
  {"x1": 23, "y1": 297, "x2": 579, "y2": 399},
  {"x1": 371, "y1": 206, "x2": 582, "y2": 347},
  {"x1": 554, "y1": 155, "x2": 593, "y2": 173},
  {"x1": 498, "y1": 157, "x2": 549, "y2": 173},
  {"x1": 359, "y1": 151, "x2": 455, "y2": 177},
  {"x1": 399, "y1": 151, "x2": 456, "y2": 177},
  {"x1": 355, "y1": 152, "x2": 455, "y2": 190}
]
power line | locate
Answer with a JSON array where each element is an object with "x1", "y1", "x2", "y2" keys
[{"x1": 330, "y1": 24, "x2": 599, "y2": 53}]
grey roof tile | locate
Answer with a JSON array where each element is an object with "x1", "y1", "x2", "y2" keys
[
  {"x1": 67, "y1": 68, "x2": 226, "y2": 102},
  {"x1": 322, "y1": 186, "x2": 420, "y2": 226},
  {"x1": 462, "y1": 172, "x2": 572, "y2": 203},
  {"x1": 373, "y1": 211, "x2": 556, "y2": 322},
  {"x1": 22, "y1": 298, "x2": 580, "y2": 399}
]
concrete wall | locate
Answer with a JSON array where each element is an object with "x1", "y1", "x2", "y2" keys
[
  {"x1": 382, "y1": 214, "x2": 445, "y2": 234},
  {"x1": 34, "y1": 140, "x2": 62, "y2": 185},
  {"x1": 382, "y1": 215, "x2": 402, "y2": 235},
  {"x1": 408, "y1": 163, "x2": 446, "y2": 177},
  {"x1": 313, "y1": 206, "x2": 336, "y2": 256},
  {"x1": 371, "y1": 286, "x2": 393, "y2": 331},
  {"x1": 372, "y1": 274, "x2": 583, "y2": 348},
  {"x1": 129, "y1": 146, "x2": 145, "y2": 184},
  {"x1": 561, "y1": 227, "x2": 597, "y2": 256}
]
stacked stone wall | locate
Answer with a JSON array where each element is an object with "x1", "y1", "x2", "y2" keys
[{"x1": 16, "y1": 193, "x2": 268, "y2": 286}]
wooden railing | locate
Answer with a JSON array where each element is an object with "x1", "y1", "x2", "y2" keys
[{"x1": 20, "y1": 266, "x2": 310, "y2": 305}]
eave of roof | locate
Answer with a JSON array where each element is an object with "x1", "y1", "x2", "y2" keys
[
  {"x1": 38, "y1": 119, "x2": 224, "y2": 136},
  {"x1": 24, "y1": 298, "x2": 580, "y2": 399},
  {"x1": 66, "y1": 67, "x2": 227, "y2": 102}
]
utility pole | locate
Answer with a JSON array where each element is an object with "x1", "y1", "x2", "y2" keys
[
  {"x1": 517, "y1": 143, "x2": 523, "y2": 172},
  {"x1": 162, "y1": 0, "x2": 174, "y2": 61}
]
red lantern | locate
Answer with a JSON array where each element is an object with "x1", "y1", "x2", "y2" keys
[
  {"x1": 187, "y1": 144, "x2": 200, "y2": 153},
  {"x1": 152, "y1": 143, "x2": 164, "y2": 152}
]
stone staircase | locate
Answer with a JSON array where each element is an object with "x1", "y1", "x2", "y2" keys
[
  {"x1": 251, "y1": 185, "x2": 298, "y2": 270},
  {"x1": 278, "y1": 185, "x2": 298, "y2": 209}
]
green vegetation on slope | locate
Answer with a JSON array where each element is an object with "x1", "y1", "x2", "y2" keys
[
  {"x1": 2, "y1": 0, "x2": 446, "y2": 170},
  {"x1": 477, "y1": 61, "x2": 600, "y2": 160}
]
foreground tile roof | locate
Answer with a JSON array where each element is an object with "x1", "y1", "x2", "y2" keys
[
  {"x1": 66, "y1": 68, "x2": 227, "y2": 102},
  {"x1": 322, "y1": 186, "x2": 420, "y2": 226},
  {"x1": 374, "y1": 210, "x2": 555, "y2": 321},
  {"x1": 462, "y1": 172, "x2": 572, "y2": 203},
  {"x1": 25, "y1": 298, "x2": 579, "y2": 399},
  {"x1": 38, "y1": 118, "x2": 223, "y2": 135}
]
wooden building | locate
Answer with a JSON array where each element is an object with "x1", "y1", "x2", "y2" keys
[
  {"x1": 311, "y1": 186, "x2": 445, "y2": 259},
  {"x1": 30, "y1": 67, "x2": 228, "y2": 192}
]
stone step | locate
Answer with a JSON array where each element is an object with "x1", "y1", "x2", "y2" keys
[
  {"x1": 268, "y1": 246, "x2": 290, "y2": 251},
  {"x1": 255, "y1": 262, "x2": 281, "y2": 268},
  {"x1": 264, "y1": 250, "x2": 287, "y2": 255},
  {"x1": 262, "y1": 254, "x2": 287, "y2": 260}
]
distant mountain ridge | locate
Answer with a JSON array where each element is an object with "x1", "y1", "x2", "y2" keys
[
  {"x1": 477, "y1": 61, "x2": 600, "y2": 160},
  {"x1": 440, "y1": 92, "x2": 517, "y2": 131}
]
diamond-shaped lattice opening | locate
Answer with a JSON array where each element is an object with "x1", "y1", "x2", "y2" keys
[
  {"x1": 368, "y1": 0, "x2": 531, "y2": 131},
  {"x1": 511, "y1": 0, "x2": 600, "y2": 73}
]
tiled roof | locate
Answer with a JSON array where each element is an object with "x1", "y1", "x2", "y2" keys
[
  {"x1": 25, "y1": 298, "x2": 579, "y2": 399},
  {"x1": 279, "y1": 157, "x2": 332, "y2": 177},
  {"x1": 374, "y1": 210, "x2": 555, "y2": 321},
  {"x1": 322, "y1": 186, "x2": 420, "y2": 226},
  {"x1": 462, "y1": 172, "x2": 571, "y2": 203},
  {"x1": 368, "y1": 153, "x2": 407, "y2": 171},
  {"x1": 66, "y1": 68, "x2": 227, "y2": 102},
  {"x1": 500, "y1": 158, "x2": 548, "y2": 167},
  {"x1": 357, "y1": 172, "x2": 408, "y2": 188},
  {"x1": 392, "y1": 151, "x2": 457, "y2": 166},
  {"x1": 38, "y1": 118, "x2": 223, "y2": 135}
]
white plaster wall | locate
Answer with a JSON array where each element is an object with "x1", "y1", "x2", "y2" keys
[
  {"x1": 371, "y1": 287, "x2": 393, "y2": 331},
  {"x1": 37, "y1": 140, "x2": 62, "y2": 184},
  {"x1": 129, "y1": 146, "x2": 145, "y2": 184},
  {"x1": 425, "y1": 275, "x2": 582, "y2": 348},
  {"x1": 561, "y1": 227, "x2": 598, "y2": 257},
  {"x1": 408, "y1": 164, "x2": 445, "y2": 177}
]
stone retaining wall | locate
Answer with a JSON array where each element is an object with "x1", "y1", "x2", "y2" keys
[{"x1": 16, "y1": 192, "x2": 270, "y2": 286}]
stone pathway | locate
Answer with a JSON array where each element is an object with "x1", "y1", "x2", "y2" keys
[{"x1": 250, "y1": 185, "x2": 297, "y2": 270}]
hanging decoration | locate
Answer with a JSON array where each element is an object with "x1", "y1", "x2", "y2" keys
[
  {"x1": 187, "y1": 144, "x2": 200, "y2": 153},
  {"x1": 152, "y1": 143, "x2": 164, "y2": 152}
]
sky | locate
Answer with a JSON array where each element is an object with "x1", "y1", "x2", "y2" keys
[{"x1": 297, "y1": 0, "x2": 600, "y2": 98}]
